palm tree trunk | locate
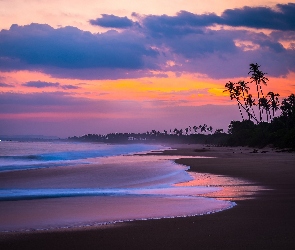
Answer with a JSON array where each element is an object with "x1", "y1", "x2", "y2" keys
[
  {"x1": 237, "y1": 100, "x2": 259, "y2": 123},
  {"x1": 256, "y1": 81, "x2": 262, "y2": 122},
  {"x1": 251, "y1": 106, "x2": 258, "y2": 121},
  {"x1": 237, "y1": 102, "x2": 244, "y2": 120}
]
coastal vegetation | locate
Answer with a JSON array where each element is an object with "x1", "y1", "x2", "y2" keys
[
  {"x1": 224, "y1": 63, "x2": 295, "y2": 149},
  {"x1": 69, "y1": 63, "x2": 294, "y2": 149},
  {"x1": 68, "y1": 124, "x2": 228, "y2": 145}
]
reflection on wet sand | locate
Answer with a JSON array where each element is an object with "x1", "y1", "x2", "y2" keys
[{"x1": 176, "y1": 172, "x2": 266, "y2": 201}]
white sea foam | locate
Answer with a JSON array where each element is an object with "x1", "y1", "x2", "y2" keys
[{"x1": 0, "y1": 141, "x2": 165, "y2": 172}]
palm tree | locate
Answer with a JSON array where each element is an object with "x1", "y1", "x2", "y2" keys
[
  {"x1": 200, "y1": 124, "x2": 207, "y2": 134},
  {"x1": 248, "y1": 63, "x2": 269, "y2": 122},
  {"x1": 224, "y1": 81, "x2": 245, "y2": 120},
  {"x1": 281, "y1": 93, "x2": 295, "y2": 117},
  {"x1": 267, "y1": 92, "x2": 280, "y2": 119},
  {"x1": 193, "y1": 125, "x2": 198, "y2": 134},
  {"x1": 259, "y1": 97, "x2": 271, "y2": 122},
  {"x1": 238, "y1": 80, "x2": 251, "y2": 120},
  {"x1": 224, "y1": 80, "x2": 260, "y2": 123},
  {"x1": 237, "y1": 80, "x2": 250, "y2": 98},
  {"x1": 185, "y1": 127, "x2": 189, "y2": 135},
  {"x1": 207, "y1": 126, "x2": 213, "y2": 134},
  {"x1": 244, "y1": 94, "x2": 257, "y2": 122},
  {"x1": 224, "y1": 81, "x2": 236, "y2": 100}
]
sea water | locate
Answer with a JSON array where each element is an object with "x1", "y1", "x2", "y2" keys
[
  {"x1": 0, "y1": 141, "x2": 165, "y2": 172},
  {"x1": 0, "y1": 141, "x2": 235, "y2": 232}
]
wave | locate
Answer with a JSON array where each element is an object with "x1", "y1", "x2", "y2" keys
[
  {"x1": 0, "y1": 143, "x2": 166, "y2": 172},
  {"x1": 0, "y1": 188, "x2": 128, "y2": 201},
  {"x1": 0, "y1": 186, "x2": 220, "y2": 201},
  {"x1": 1, "y1": 144, "x2": 160, "y2": 162},
  {"x1": 0, "y1": 155, "x2": 42, "y2": 160}
]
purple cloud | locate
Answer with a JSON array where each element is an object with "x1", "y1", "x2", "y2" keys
[
  {"x1": 0, "y1": 82, "x2": 14, "y2": 87},
  {"x1": 140, "y1": 11, "x2": 216, "y2": 38},
  {"x1": 61, "y1": 85, "x2": 80, "y2": 90},
  {"x1": 0, "y1": 23, "x2": 158, "y2": 72},
  {"x1": 140, "y1": 3, "x2": 295, "y2": 33},
  {"x1": 23, "y1": 81, "x2": 60, "y2": 88},
  {"x1": 221, "y1": 3, "x2": 295, "y2": 31},
  {"x1": 0, "y1": 3, "x2": 295, "y2": 79},
  {"x1": 90, "y1": 14, "x2": 135, "y2": 28},
  {"x1": 22, "y1": 80, "x2": 80, "y2": 90}
]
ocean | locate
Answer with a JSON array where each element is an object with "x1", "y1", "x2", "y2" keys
[{"x1": 0, "y1": 141, "x2": 235, "y2": 232}]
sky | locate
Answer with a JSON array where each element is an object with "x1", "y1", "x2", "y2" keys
[{"x1": 0, "y1": 0, "x2": 295, "y2": 137}]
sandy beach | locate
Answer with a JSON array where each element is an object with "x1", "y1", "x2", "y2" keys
[{"x1": 1, "y1": 145, "x2": 295, "y2": 249}]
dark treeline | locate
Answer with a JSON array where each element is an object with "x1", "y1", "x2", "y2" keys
[
  {"x1": 224, "y1": 63, "x2": 295, "y2": 149},
  {"x1": 227, "y1": 93, "x2": 295, "y2": 148},
  {"x1": 68, "y1": 124, "x2": 229, "y2": 145}
]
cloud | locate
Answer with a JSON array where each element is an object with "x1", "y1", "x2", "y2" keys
[
  {"x1": 61, "y1": 84, "x2": 80, "y2": 90},
  {"x1": 140, "y1": 3, "x2": 295, "y2": 37},
  {"x1": 0, "y1": 82, "x2": 14, "y2": 87},
  {"x1": 89, "y1": 14, "x2": 135, "y2": 28},
  {"x1": 164, "y1": 30, "x2": 238, "y2": 58},
  {"x1": 270, "y1": 30, "x2": 295, "y2": 42},
  {"x1": 140, "y1": 11, "x2": 217, "y2": 38},
  {"x1": 22, "y1": 80, "x2": 80, "y2": 90},
  {"x1": 0, "y1": 3, "x2": 295, "y2": 80},
  {"x1": 23, "y1": 81, "x2": 60, "y2": 88},
  {"x1": 0, "y1": 23, "x2": 158, "y2": 73},
  {"x1": 221, "y1": 3, "x2": 295, "y2": 31}
]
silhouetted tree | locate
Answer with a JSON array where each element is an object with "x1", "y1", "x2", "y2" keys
[
  {"x1": 248, "y1": 63, "x2": 269, "y2": 121},
  {"x1": 259, "y1": 97, "x2": 271, "y2": 122},
  {"x1": 281, "y1": 94, "x2": 295, "y2": 118},
  {"x1": 207, "y1": 126, "x2": 213, "y2": 134},
  {"x1": 267, "y1": 92, "x2": 280, "y2": 119},
  {"x1": 193, "y1": 125, "x2": 198, "y2": 134},
  {"x1": 224, "y1": 63, "x2": 279, "y2": 124},
  {"x1": 244, "y1": 94, "x2": 257, "y2": 121}
]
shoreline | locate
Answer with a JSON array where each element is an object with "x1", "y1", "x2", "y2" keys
[{"x1": 1, "y1": 144, "x2": 295, "y2": 249}]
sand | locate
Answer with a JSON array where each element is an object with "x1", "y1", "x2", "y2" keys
[{"x1": 1, "y1": 145, "x2": 295, "y2": 249}]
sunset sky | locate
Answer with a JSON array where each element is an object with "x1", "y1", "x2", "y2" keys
[{"x1": 0, "y1": 1, "x2": 295, "y2": 137}]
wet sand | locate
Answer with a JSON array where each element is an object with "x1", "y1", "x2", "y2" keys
[{"x1": 1, "y1": 145, "x2": 295, "y2": 249}]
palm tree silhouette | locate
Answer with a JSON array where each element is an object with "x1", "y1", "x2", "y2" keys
[
  {"x1": 267, "y1": 92, "x2": 280, "y2": 119},
  {"x1": 244, "y1": 94, "x2": 257, "y2": 121},
  {"x1": 281, "y1": 94, "x2": 295, "y2": 117},
  {"x1": 193, "y1": 125, "x2": 198, "y2": 134},
  {"x1": 259, "y1": 97, "x2": 271, "y2": 122},
  {"x1": 185, "y1": 127, "x2": 189, "y2": 135},
  {"x1": 237, "y1": 80, "x2": 250, "y2": 97},
  {"x1": 223, "y1": 81, "x2": 248, "y2": 120},
  {"x1": 200, "y1": 124, "x2": 207, "y2": 134},
  {"x1": 207, "y1": 126, "x2": 213, "y2": 134},
  {"x1": 248, "y1": 63, "x2": 269, "y2": 122},
  {"x1": 224, "y1": 81, "x2": 245, "y2": 120}
]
